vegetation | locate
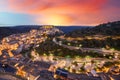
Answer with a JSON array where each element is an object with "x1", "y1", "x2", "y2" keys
[
  {"x1": 66, "y1": 21, "x2": 120, "y2": 37},
  {"x1": 34, "y1": 38, "x2": 114, "y2": 59},
  {"x1": 35, "y1": 38, "x2": 80, "y2": 58},
  {"x1": 0, "y1": 25, "x2": 41, "y2": 40},
  {"x1": 56, "y1": 37, "x2": 120, "y2": 50},
  {"x1": 58, "y1": 21, "x2": 120, "y2": 51}
]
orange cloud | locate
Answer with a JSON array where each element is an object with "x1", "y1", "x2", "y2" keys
[
  {"x1": 8, "y1": 0, "x2": 107, "y2": 13},
  {"x1": 5, "y1": 0, "x2": 120, "y2": 25}
]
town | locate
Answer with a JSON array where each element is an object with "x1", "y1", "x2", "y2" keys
[
  {"x1": 0, "y1": 24, "x2": 120, "y2": 80},
  {"x1": 0, "y1": 0, "x2": 120, "y2": 80},
  {"x1": 0, "y1": 26, "x2": 63, "y2": 80}
]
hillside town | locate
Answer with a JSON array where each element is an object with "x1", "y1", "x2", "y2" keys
[
  {"x1": 0, "y1": 26, "x2": 62, "y2": 56},
  {"x1": 0, "y1": 25, "x2": 120, "y2": 80},
  {"x1": 0, "y1": 0, "x2": 120, "y2": 79},
  {"x1": 0, "y1": 26, "x2": 63, "y2": 80}
]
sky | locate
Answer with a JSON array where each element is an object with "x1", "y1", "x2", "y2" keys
[{"x1": 0, "y1": 0, "x2": 120, "y2": 26}]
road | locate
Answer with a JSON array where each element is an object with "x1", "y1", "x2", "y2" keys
[{"x1": 53, "y1": 38, "x2": 120, "y2": 55}]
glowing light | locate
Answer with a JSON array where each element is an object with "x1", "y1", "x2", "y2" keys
[{"x1": 37, "y1": 14, "x2": 73, "y2": 25}]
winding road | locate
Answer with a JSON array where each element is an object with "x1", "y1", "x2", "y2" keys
[{"x1": 53, "y1": 38, "x2": 120, "y2": 55}]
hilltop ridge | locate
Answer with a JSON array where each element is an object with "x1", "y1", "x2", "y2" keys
[
  {"x1": 66, "y1": 21, "x2": 120, "y2": 37},
  {"x1": 0, "y1": 25, "x2": 86, "y2": 40}
]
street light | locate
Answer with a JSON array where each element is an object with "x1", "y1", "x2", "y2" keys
[{"x1": 79, "y1": 44, "x2": 82, "y2": 47}]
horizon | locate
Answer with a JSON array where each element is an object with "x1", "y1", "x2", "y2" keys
[
  {"x1": 0, "y1": 24, "x2": 93, "y2": 27},
  {"x1": 1, "y1": 20, "x2": 119, "y2": 27}
]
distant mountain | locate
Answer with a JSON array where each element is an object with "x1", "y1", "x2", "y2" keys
[
  {"x1": 56, "y1": 26, "x2": 89, "y2": 33},
  {"x1": 66, "y1": 21, "x2": 120, "y2": 37},
  {"x1": 0, "y1": 25, "x2": 89, "y2": 40},
  {"x1": 0, "y1": 25, "x2": 41, "y2": 40}
]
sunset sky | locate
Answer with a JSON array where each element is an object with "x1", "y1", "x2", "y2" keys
[{"x1": 0, "y1": 0, "x2": 120, "y2": 26}]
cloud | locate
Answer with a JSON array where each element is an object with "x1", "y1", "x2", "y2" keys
[
  {"x1": 0, "y1": 0, "x2": 120, "y2": 25},
  {"x1": 7, "y1": 0, "x2": 107, "y2": 14}
]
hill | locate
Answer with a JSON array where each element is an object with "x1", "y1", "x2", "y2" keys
[
  {"x1": 0, "y1": 25, "x2": 87, "y2": 40},
  {"x1": 66, "y1": 21, "x2": 120, "y2": 37},
  {"x1": 0, "y1": 25, "x2": 41, "y2": 40},
  {"x1": 56, "y1": 26, "x2": 89, "y2": 33}
]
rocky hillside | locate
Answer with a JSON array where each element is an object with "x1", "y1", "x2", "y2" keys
[{"x1": 66, "y1": 21, "x2": 120, "y2": 37}]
